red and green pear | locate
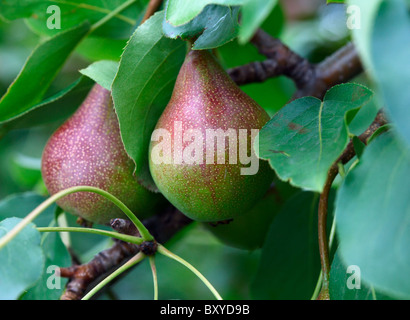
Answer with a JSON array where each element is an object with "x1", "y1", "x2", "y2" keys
[
  {"x1": 41, "y1": 84, "x2": 165, "y2": 225},
  {"x1": 149, "y1": 49, "x2": 274, "y2": 222}
]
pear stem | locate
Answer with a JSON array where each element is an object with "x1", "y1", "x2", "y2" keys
[
  {"x1": 37, "y1": 226, "x2": 143, "y2": 245},
  {"x1": 90, "y1": 0, "x2": 137, "y2": 33},
  {"x1": 318, "y1": 165, "x2": 338, "y2": 288},
  {"x1": 141, "y1": 0, "x2": 163, "y2": 24},
  {"x1": 311, "y1": 214, "x2": 337, "y2": 300},
  {"x1": 149, "y1": 256, "x2": 159, "y2": 300},
  {"x1": 82, "y1": 252, "x2": 146, "y2": 300},
  {"x1": 0, "y1": 185, "x2": 153, "y2": 251},
  {"x1": 157, "y1": 244, "x2": 223, "y2": 300}
]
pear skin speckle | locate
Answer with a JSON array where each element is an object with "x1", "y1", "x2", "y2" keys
[
  {"x1": 149, "y1": 50, "x2": 274, "y2": 222},
  {"x1": 41, "y1": 84, "x2": 164, "y2": 225}
]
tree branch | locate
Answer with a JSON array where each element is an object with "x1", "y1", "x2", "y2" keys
[
  {"x1": 228, "y1": 29, "x2": 315, "y2": 89},
  {"x1": 228, "y1": 29, "x2": 363, "y2": 100},
  {"x1": 60, "y1": 206, "x2": 192, "y2": 300},
  {"x1": 296, "y1": 42, "x2": 363, "y2": 99}
]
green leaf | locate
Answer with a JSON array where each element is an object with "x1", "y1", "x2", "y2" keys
[
  {"x1": 347, "y1": 0, "x2": 383, "y2": 72},
  {"x1": 257, "y1": 83, "x2": 373, "y2": 192},
  {"x1": 163, "y1": 4, "x2": 240, "y2": 50},
  {"x1": 9, "y1": 153, "x2": 42, "y2": 190},
  {"x1": 0, "y1": 194, "x2": 70, "y2": 299},
  {"x1": 347, "y1": 0, "x2": 410, "y2": 146},
  {"x1": 0, "y1": 217, "x2": 45, "y2": 299},
  {"x1": 165, "y1": 0, "x2": 277, "y2": 48},
  {"x1": 335, "y1": 132, "x2": 410, "y2": 299},
  {"x1": 329, "y1": 249, "x2": 394, "y2": 300},
  {"x1": 0, "y1": 0, "x2": 144, "y2": 39},
  {"x1": 347, "y1": 96, "x2": 380, "y2": 136},
  {"x1": 112, "y1": 11, "x2": 186, "y2": 190},
  {"x1": 352, "y1": 136, "x2": 365, "y2": 160},
  {"x1": 165, "y1": 0, "x2": 245, "y2": 26},
  {"x1": 80, "y1": 60, "x2": 119, "y2": 91},
  {"x1": 251, "y1": 191, "x2": 329, "y2": 299},
  {"x1": 366, "y1": 124, "x2": 390, "y2": 145},
  {"x1": 370, "y1": 0, "x2": 410, "y2": 147},
  {"x1": 0, "y1": 76, "x2": 94, "y2": 132},
  {"x1": 0, "y1": 22, "x2": 90, "y2": 123},
  {"x1": 21, "y1": 229, "x2": 70, "y2": 300},
  {"x1": 238, "y1": 0, "x2": 277, "y2": 44}
]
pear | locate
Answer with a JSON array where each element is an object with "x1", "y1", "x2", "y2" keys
[
  {"x1": 204, "y1": 190, "x2": 278, "y2": 250},
  {"x1": 149, "y1": 50, "x2": 274, "y2": 222},
  {"x1": 204, "y1": 179, "x2": 298, "y2": 250},
  {"x1": 41, "y1": 84, "x2": 164, "y2": 225}
]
